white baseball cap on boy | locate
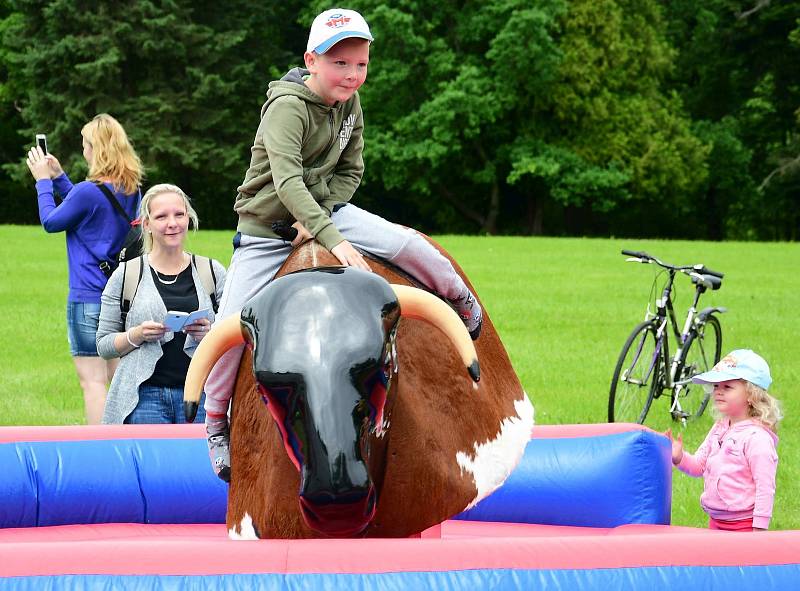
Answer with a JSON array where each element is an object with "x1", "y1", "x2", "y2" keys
[
  {"x1": 307, "y1": 9, "x2": 373, "y2": 54},
  {"x1": 691, "y1": 349, "x2": 772, "y2": 390}
]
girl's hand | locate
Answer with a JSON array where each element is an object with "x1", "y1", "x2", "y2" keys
[
  {"x1": 25, "y1": 146, "x2": 52, "y2": 181},
  {"x1": 331, "y1": 240, "x2": 371, "y2": 272},
  {"x1": 665, "y1": 429, "x2": 684, "y2": 465},
  {"x1": 290, "y1": 221, "x2": 313, "y2": 247},
  {"x1": 134, "y1": 320, "x2": 167, "y2": 344},
  {"x1": 184, "y1": 318, "x2": 211, "y2": 342}
]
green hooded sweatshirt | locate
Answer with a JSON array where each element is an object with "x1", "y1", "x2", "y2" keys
[{"x1": 234, "y1": 67, "x2": 364, "y2": 251}]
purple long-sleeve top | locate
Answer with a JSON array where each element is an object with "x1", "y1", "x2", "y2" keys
[{"x1": 36, "y1": 173, "x2": 140, "y2": 303}]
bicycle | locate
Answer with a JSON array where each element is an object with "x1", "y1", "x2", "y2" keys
[{"x1": 608, "y1": 250, "x2": 726, "y2": 426}]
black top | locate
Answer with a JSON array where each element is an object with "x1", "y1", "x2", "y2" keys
[{"x1": 143, "y1": 264, "x2": 198, "y2": 387}]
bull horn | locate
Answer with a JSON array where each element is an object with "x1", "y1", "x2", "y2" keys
[
  {"x1": 390, "y1": 284, "x2": 480, "y2": 383},
  {"x1": 183, "y1": 314, "x2": 246, "y2": 422}
]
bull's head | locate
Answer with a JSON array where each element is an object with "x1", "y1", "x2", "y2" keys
[{"x1": 183, "y1": 267, "x2": 479, "y2": 537}]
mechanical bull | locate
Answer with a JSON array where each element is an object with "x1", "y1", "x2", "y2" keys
[{"x1": 184, "y1": 240, "x2": 534, "y2": 539}]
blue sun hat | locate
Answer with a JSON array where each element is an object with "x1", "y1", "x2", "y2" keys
[{"x1": 692, "y1": 349, "x2": 772, "y2": 390}]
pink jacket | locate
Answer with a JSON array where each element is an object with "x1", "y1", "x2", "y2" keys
[{"x1": 678, "y1": 418, "x2": 779, "y2": 529}]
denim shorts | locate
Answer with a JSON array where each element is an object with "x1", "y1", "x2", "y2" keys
[
  {"x1": 66, "y1": 301, "x2": 101, "y2": 357},
  {"x1": 124, "y1": 385, "x2": 207, "y2": 424}
]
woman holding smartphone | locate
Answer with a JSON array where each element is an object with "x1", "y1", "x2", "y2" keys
[
  {"x1": 26, "y1": 114, "x2": 142, "y2": 424},
  {"x1": 95, "y1": 184, "x2": 226, "y2": 424}
]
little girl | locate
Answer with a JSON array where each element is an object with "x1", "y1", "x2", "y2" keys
[{"x1": 670, "y1": 349, "x2": 782, "y2": 531}]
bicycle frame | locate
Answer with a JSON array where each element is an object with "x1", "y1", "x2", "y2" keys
[{"x1": 649, "y1": 270, "x2": 705, "y2": 418}]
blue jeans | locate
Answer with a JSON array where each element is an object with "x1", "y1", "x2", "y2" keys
[
  {"x1": 124, "y1": 385, "x2": 207, "y2": 424},
  {"x1": 66, "y1": 301, "x2": 101, "y2": 357}
]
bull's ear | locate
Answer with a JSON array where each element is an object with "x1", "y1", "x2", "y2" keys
[
  {"x1": 390, "y1": 284, "x2": 480, "y2": 383},
  {"x1": 183, "y1": 314, "x2": 247, "y2": 421}
]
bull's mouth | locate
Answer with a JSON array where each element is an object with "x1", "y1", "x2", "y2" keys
[{"x1": 299, "y1": 487, "x2": 377, "y2": 538}]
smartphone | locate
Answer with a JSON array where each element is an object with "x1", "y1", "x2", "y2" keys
[{"x1": 35, "y1": 134, "x2": 48, "y2": 154}]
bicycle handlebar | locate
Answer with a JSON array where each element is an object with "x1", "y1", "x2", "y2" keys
[
  {"x1": 621, "y1": 250, "x2": 724, "y2": 278},
  {"x1": 621, "y1": 249, "x2": 649, "y2": 259},
  {"x1": 695, "y1": 265, "x2": 724, "y2": 279}
]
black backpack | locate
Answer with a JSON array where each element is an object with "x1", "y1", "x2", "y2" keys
[{"x1": 94, "y1": 182, "x2": 143, "y2": 278}]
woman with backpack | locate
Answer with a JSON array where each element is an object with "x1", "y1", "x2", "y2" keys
[
  {"x1": 96, "y1": 184, "x2": 226, "y2": 424},
  {"x1": 26, "y1": 113, "x2": 142, "y2": 424}
]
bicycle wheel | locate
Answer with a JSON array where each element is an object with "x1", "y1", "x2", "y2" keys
[
  {"x1": 609, "y1": 321, "x2": 663, "y2": 423},
  {"x1": 674, "y1": 315, "x2": 723, "y2": 420}
]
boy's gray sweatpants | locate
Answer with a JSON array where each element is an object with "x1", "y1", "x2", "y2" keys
[{"x1": 204, "y1": 203, "x2": 472, "y2": 417}]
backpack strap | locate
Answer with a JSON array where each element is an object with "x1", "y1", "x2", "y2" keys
[
  {"x1": 94, "y1": 181, "x2": 133, "y2": 223},
  {"x1": 192, "y1": 254, "x2": 219, "y2": 313},
  {"x1": 120, "y1": 256, "x2": 144, "y2": 324}
]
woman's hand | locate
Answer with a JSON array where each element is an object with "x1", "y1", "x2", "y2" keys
[
  {"x1": 290, "y1": 221, "x2": 313, "y2": 247},
  {"x1": 132, "y1": 320, "x2": 166, "y2": 345},
  {"x1": 26, "y1": 146, "x2": 52, "y2": 181},
  {"x1": 665, "y1": 429, "x2": 683, "y2": 465},
  {"x1": 184, "y1": 318, "x2": 212, "y2": 342},
  {"x1": 331, "y1": 240, "x2": 371, "y2": 272},
  {"x1": 46, "y1": 153, "x2": 64, "y2": 178}
]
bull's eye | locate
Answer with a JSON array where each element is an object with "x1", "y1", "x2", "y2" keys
[
  {"x1": 382, "y1": 346, "x2": 392, "y2": 379},
  {"x1": 350, "y1": 362, "x2": 390, "y2": 436},
  {"x1": 385, "y1": 330, "x2": 398, "y2": 377},
  {"x1": 256, "y1": 375, "x2": 306, "y2": 471}
]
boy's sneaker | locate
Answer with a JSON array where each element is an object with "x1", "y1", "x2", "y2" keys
[
  {"x1": 207, "y1": 426, "x2": 231, "y2": 483},
  {"x1": 450, "y1": 291, "x2": 483, "y2": 340}
]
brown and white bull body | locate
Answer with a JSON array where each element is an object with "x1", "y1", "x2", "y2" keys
[{"x1": 187, "y1": 239, "x2": 533, "y2": 539}]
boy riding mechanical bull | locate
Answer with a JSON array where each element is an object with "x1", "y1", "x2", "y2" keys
[{"x1": 183, "y1": 9, "x2": 533, "y2": 539}]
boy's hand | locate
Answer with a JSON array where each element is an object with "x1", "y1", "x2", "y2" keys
[
  {"x1": 331, "y1": 240, "x2": 371, "y2": 272},
  {"x1": 290, "y1": 221, "x2": 313, "y2": 247},
  {"x1": 665, "y1": 428, "x2": 683, "y2": 465}
]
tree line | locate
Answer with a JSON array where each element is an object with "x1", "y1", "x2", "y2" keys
[{"x1": 1, "y1": 0, "x2": 798, "y2": 240}]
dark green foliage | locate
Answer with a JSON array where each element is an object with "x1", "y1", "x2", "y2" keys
[
  {"x1": 0, "y1": 0, "x2": 32, "y2": 222},
  {"x1": 663, "y1": 0, "x2": 800, "y2": 240},
  {"x1": 1, "y1": 0, "x2": 304, "y2": 227},
  {"x1": 1, "y1": 0, "x2": 798, "y2": 238},
  {"x1": 340, "y1": 0, "x2": 708, "y2": 236}
]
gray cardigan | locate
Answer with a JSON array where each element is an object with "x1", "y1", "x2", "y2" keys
[{"x1": 96, "y1": 254, "x2": 226, "y2": 424}]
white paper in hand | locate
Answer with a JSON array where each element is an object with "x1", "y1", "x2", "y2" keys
[{"x1": 164, "y1": 308, "x2": 210, "y2": 332}]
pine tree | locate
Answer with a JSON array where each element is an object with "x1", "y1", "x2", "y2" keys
[{"x1": 2, "y1": 0, "x2": 305, "y2": 227}]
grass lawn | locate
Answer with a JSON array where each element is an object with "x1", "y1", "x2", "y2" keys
[{"x1": 1, "y1": 225, "x2": 797, "y2": 530}]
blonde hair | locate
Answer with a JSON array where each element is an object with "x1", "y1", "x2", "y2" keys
[
  {"x1": 81, "y1": 113, "x2": 143, "y2": 194},
  {"x1": 745, "y1": 382, "x2": 783, "y2": 432},
  {"x1": 139, "y1": 184, "x2": 199, "y2": 253}
]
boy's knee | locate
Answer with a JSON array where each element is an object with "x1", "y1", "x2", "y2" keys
[{"x1": 389, "y1": 231, "x2": 447, "y2": 272}]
